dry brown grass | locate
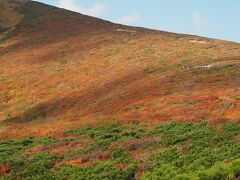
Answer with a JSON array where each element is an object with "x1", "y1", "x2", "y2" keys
[{"x1": 0, "y1": 0, "x2": 24, "y2": 30}]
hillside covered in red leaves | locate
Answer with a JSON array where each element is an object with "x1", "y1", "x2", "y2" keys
[{"x1": 0, "y1": 0, "x2": 240, "y2": 139}]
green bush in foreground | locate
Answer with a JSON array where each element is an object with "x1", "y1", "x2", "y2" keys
[
  {"x1": 55, "y1": 161, "x2": 138, "y2": 180},
  {"x1": 0, "y1": 122, "x2": 240, "y2": 179},
  {"x1": 143, "y1": 160, "x2": 240, "y2": 180}
]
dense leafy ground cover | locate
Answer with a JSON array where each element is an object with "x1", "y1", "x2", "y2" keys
[{"x1": 0, "y1": 122, "x2": 240, "y2": 179}]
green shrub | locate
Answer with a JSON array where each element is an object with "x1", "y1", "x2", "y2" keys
[
  {"x1": 55, "y1": 161, "x2": 137, "y2": 180},
  {"x1": 1, "y1": 122, "x2": 240, "y2": 179},
  {"x1": 7, "y1": 153, "x2": 62, "y2": 179},
  {"x1": 142, "y1": 164, "x2": 178, "y2": 180}
]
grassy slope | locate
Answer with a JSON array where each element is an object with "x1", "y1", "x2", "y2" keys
[
  {"x1": 0, "y1": 1, "x2": 240, "y2": 138},
  {"x1": 0, "y1": 0, "x2": 24, "y2": 29}
]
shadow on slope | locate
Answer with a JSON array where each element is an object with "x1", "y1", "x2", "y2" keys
[
  {"x1": 2, "y1": 68, "x2": 177, "y2": 124},
  {"x1": 2, "y1": 64, "x2": 230, "y2": 124}
]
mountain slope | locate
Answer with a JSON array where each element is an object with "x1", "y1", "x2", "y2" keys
[{"x1": 0, "y1": 0, "x2": 240, "y2": 139}]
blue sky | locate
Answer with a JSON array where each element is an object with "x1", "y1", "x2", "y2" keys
[{"x1": 37, "y1": 0, "x2": 240, "y2": 42}]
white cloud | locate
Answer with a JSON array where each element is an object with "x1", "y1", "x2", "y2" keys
[
  {"x1": 117, "y1": 11, "x2": 141, "y2": 25},
  {"x1": 193, "y1": 12, "x2": 204, "y2": 29},
  {"x1": 58, "y1": 0, "x2": 106, "y2": 17},
  {"x1": 86, "y1": 4, "x2": 106, "y2": 17}
]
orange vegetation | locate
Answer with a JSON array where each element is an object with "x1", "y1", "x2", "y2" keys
[{"x1": 0, "y1": 1, "x2": 240, "y2": 139}]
